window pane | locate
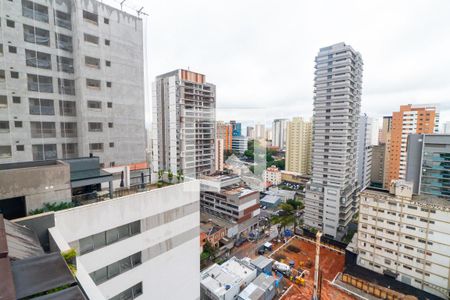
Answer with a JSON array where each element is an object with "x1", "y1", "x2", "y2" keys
[
  {"x1": 107, "y1": 262, "x2": 120, "y2": 279},
  {"x1": 92, "y1": 232, "x2": 106, "y2": 249},
  {"x1": 130, "y1": 221, "x2": 141, "y2": 235},
  {"x1": 117, "y1": 224, "x2": 129, "y2": 240},
  {"x1": 131, "y1": 252, "x2": 142, "y2": 267},
  {"x1": 119, "y1": 256, "x2": 132, "y2": 273},
  {"x1": 91, "y1": 266, "x2": 107, "y2": 285},
  {"x1": 106, "y1": 228, "x2": 119, "y2": 244},
  {"x1": 79, "y1": 236, "x2": 94, "y2": 255}
]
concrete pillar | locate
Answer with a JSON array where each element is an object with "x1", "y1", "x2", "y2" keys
[{"x1": 109, "y1": 181, "x2": 113, "y2": 198}]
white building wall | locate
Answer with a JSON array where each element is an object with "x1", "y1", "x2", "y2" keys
[{"x1": 50, "y1": 180, "x2": 201, "y2": 300}]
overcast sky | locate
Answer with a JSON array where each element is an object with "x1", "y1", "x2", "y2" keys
[{"x1": 112, "y1": 0, "x2": 450, "y2": 128}]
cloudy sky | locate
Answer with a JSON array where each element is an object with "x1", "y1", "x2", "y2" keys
[{"x1": 112, "y1": 0, "x2": 450, "y2": 128}]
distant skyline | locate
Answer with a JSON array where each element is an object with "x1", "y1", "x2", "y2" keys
[{"x1": 108, "y1": 0, "x2": 450, "y2": 128}]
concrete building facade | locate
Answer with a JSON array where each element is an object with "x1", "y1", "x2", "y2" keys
[
  {"x1": 304, "y1": 42, "x2": 363, "y2": 239},
  {"x1": 406, "y1": 134, "x2": 450, "y2": 199},
  {"x1": 49, "y1": 180, "x2": 201, "y2": 300},
  {"x1": 355, "y1": 181, "x2": 450, "y2": 299},
  {"x1": 0, "y1": 0, "x2": 146, "y2": 167},
  {"x1": 370, "y1": 144, "x2": 385, "y2": 188},
  {"x1": 356, "y1": 114, "x2": 373, "y2": 190},
  {"x1": 246, "y1": 126, "x2": 255, "y2": 139},
  {"x1": 200, "y1": 174, "x2": 260, "y2": 238},
  {"x1": 285, "y1": 117, "x2": 312, "y2": 175},
  {"x1": 272, "y1": 119, "x2": 288, "y2": 150},
  {"x1": 384, "y1": 105, "x2": 439, "y2": 188},
  {"x1": 152, "y1": 69, "x2": 216, "y2": 179},
  {"x1": 263, "y1": 165, "x2": 282, "y2": 186},
  {"x1": 232, "y1": 135, "x2": 248, "y2": 154},
  {"x1": 217, "y1": 121, "x2": 233, "y2": 151}
]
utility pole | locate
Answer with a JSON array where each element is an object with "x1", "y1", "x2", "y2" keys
[{"x1": 312, "y1": 231, "x2": 322, "y2": 300}]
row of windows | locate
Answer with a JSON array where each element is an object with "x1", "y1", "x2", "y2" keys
[
  {"x1": 0, "y1": 120, "x2": 114, "y2": 136},
  {"x1": 79, "y1": 221, "x2": 140, "y2": 255},
  {"x1": 90, "y1": 252, "x2": 142, "y2": 285},
  {"x1": 0, "y1": 143, "x2": 77, "y2": 160},
  {"x1": 110, "y1": 282, "x2": 143, "y2": 300},
  {"x1": 0, "y1": 96, "x2": 113, "y2": 112}
]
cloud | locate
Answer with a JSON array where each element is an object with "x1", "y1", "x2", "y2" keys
[{"x1": 109, "y1": 0, "x2": 450, "y2": 127}]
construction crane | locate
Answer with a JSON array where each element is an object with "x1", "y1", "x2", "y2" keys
[{"x1": 312, "y1": 231, "x2": 322, "y2": 300}]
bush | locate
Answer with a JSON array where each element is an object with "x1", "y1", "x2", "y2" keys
[
  {"x1": 157, "y1": 181, "x2": 163, "y2": 188},
  {"x1": 30, "y1": 202, "x2": 74, "y2": 215}
]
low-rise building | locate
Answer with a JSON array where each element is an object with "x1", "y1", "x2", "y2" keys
[
  {"x1": 260, "y1": 195, "x2": 281, "y2": 209},
  {"x1": 200, "y1": 174, "x2": 260, "y2": 238},
  {"x1": 238, "y1": 273, "x2": 277, "y2": 300},
  {"x1": 355, "y1": 180, "x2": 450, "y2": 299},
  {"x1": 265, "y1": 188, "x2": 296, "y2": 202},
  {"x1": 263, "y1": 165, "x2": 282, "y2": 186},
  {"x1": 201, "y1": 256, "x2": 257, "y2": 300},
  {"x1": 201, "y1": 221, "x2": 227, "y2": 248},
  {"x1": 280, "y1": 171, "x2": 309, "y2": 186}
]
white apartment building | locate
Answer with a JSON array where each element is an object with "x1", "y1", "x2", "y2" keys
[
  {"x1": 49, "y1": 180, "x2": 201, "y2": 300},
  {"x1": 255, "y1": 124, "x2": 265, "y2": 140},
  {"x1": 285, "y1": 117, "x2": 312, "y2": 175},
  {"x1": 232, "y1": 135, "x2": 248, "y2": 154},
  {"x1": 272, "y1": 119, "x2": 288, "y2": 150},
  {"x1": 304, "y1": 42, "x2": 363, "y2": 239},
  {"x1": 356, "y1": 114, "x2": 373, "y2": 190},
  {"x1": 0, "y1": 0, "x2": 146, "y2": 167},
  {"x1": 356, "y1": 180, "x2": 450, "y2": 299},
  {"x1": 263, "y1": 165, "x2": 282, "y2": 186},
  {"x1": 152, "y1": 69, "x2": 216, "y2": 180}
]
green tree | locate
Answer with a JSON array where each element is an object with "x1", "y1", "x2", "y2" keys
[
  {"x1": 158, "y1": 169, "x2": 164, "y2": 182},
  {"x1": 286, "y1": 199, "x2": 304, "y2": 210},
  {"x1": 271, "y1": 203, "x2": 297, "y2": 235},
  {"x1": 244, "y1": 149, "x2": 253, "y2": 159},
  {"x1": 176, "y1": 170, "x2": 183, "y2": 182},
  {"x1": 168, "y1": 170, "x2": 173, "y2": 183}
]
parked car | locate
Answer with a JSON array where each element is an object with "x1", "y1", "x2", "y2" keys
[
  {"x1": 257, "y1": 246, "x2": 266, "y2": 255},
  {"x1": 234, "y1": 237, "x2": 246, "y2": 247}
]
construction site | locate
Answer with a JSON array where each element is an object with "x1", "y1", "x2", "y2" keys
[{"x1": 268, "y1": 235, "x2": 356, "y2": 300}]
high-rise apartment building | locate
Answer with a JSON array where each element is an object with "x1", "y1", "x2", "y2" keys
[
  {"x1": 255, "y1": 124, "x2": 265, "y2": 140},
  {"x1": 379, "y1": 116, "x2": 392, "y2": 144},
  {"x1": 246, "y1": 126, "x2": 255, "y2": 139},
  {"x1": 230, "y1": 120, "x2": 242, "y2": 136},
  {"x1": 216, "y1": 121, "x2": 233, "y2": 151},
  {"x1": 285, "y1": 117, "x2": 312, "y2": 175},
  {"x1": 152, "y1": 69, "x2": 216, "y2": 179},
  {"x1": 272, "y1": 119, "x2": 288, "y2": 150},
  {"x1": 384, "y1": 105, "x2": 439, "y2": 188},
  {"x1": 355, "y1": 180, "x2": 450, "y2": 299},
  {"x1": 370, "y1": 144, "x2": 385, "y2": 188},
  {"x1": 356, "y1": 114, "x2": 373, "y2": 190},
  {"x1": 442, "y1": 121, "x2": 450, "y2": 134},
  {"x1": 406, "y1": 134, "x2": 450, "y2": 198},
  {"x1": 0, "y1": 0, "x2": 146, "y2": 167},
  {"x1": 304, "y1": 42, "x2": 363, "y2": 239}
]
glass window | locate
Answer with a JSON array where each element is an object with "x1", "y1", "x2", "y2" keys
[
  {"x1": 6, "y1": 20, "x2": 15, "y2": 28},
  {"x1": 8, "y1": 46, "x2": 17, "y2": 54},
  {"x1": 23, "y1": 24, "x2": 50, "y2": 46},
  {"x1": 0, "y1": 44, "x2": 3, "y2": 56},
  {"x1": 107, "y1": 262, "x2": 120, "y2": 279},
  {"x1": 55, "y1": 33, "x2": 72, "y2": 52},
  {"x1": 29, "y1": 98, "x2": 54, "y2": 115},
  {"x1": 0, "y1": 96, "x2": 7, "y2": 108},
  {"x1": 131, "y1": 252, "x2": 141, "y2": 267},
  {"x1": 130, "y1": 221, "x2": 140, "y2": 235},
  {"x1": 86, "y1": 79, "x2": 101, "y2": 89},
  {"x1": 27, "y1": 74, "x2": 53, "y2": 93},
  {"x1": 25, "y1": 49, "x2": 52, "y2": 69},
  {"x1": 0, "y1": 70, "x2": 4, "y2": 81},
  {"x1": 83, "y1": 10, "x2": 98, "y2": 24},
  {"x1": 30, "y1": 121, "x2": 56, "y2": 138},
  {"x1": 54, "y1": 10, "x2": 71, "y2": 30},
  {"x1": 60, "y1": 122, "x2": 77, "y2": 138},
  {"x1": 85, "y1": 56, "x2": 100, "y2": 68},
  {"x1": 117, "y1": 224, "x2": 129, "y2": 240},
  {"x1": 56, "y1": 56, "x2": 74, "y2": 73},
  {"x1": 79, "y1": 236, "x2": 94, "y2": 255},
  {"x1": 0, "y1": 121, "x2": 10, "y2": 132},
  {"x1": 91, "y1": 266, "x2": 107, "y2": 285},
  {"x1": 87, "y1": 101, "x2": 101, "y2": 109},
  {"x1": 59, "y1": 100, "x2": 76, "y2": 116},
  {"x1": 62, "y1": 143, "x2": 78, "y2": 158},
  {"x1": 84, "y1": 33, "x2": 99, "y2": 45},
  {"x1": 119, "y1": 256, "x2": 132, "y2": 273},
  {"x1": 106, "y1": 227, "x2": 119, "y2": 244},
  {"x1": 0, "y1": 146, "x2": 12, "y2": 159},
  {"x1": 93, "y1": 232, "x2": 106, "y2": 249},
  {"x1": 22, "y1": 0, "x2": 48, "y2": 23},
  {"x1": 58, "y1": 78, "x2": 75, "y2": 95},
  {"x1": 88, "y1": 122, "x2": 103, "y2": 132}
]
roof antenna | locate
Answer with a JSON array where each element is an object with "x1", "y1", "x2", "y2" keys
[
  {"x1": 137, "y1": 7, "x2": 149, "y2": 17},
  {"x1": 120, "y1": 0, "x2": 127, "y2": 11}
]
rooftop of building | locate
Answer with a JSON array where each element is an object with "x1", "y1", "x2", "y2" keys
[
  {"x1": 238, "y1": 273, "x2": 276, "y2": 300},
  {"x1": 0, "y1": 160, "x2": 65, "y2": 171},
  {"x1": 260, "y1": 195, "x2": 281, "y2": 205},
  {"x1": 250, "y1": 256, "x2": 273, "y2": 270},
  {"x1": 201, "y1": 257, "x2": 255, "y2": 296},
  {"x1": 201, "y1": 173, "x2": 240, "y2": 182},
  {"x1": 222, "y1": 186, "x2": 258, "y2": 198},
  {"x1": 200, "y1": 222, "x2": 223, "y2": 235},
  {"x1": 363, "y1": 186, "x2": 450, "y2": 210}
]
